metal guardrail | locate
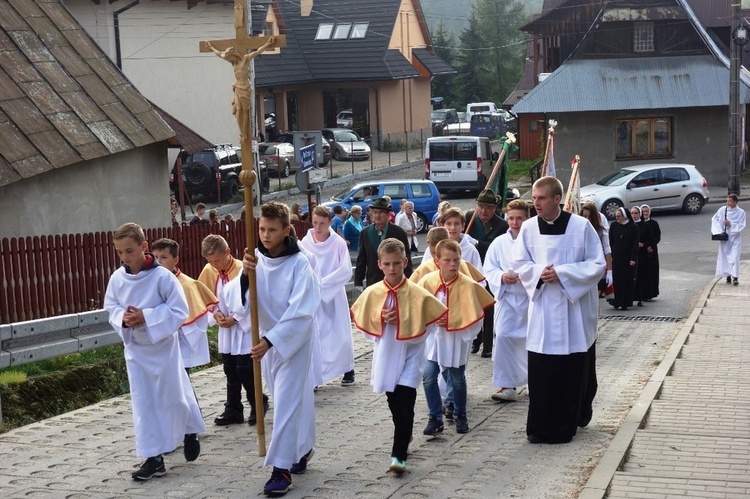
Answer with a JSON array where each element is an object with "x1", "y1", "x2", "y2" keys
[{"x1": 0, "y1": 310, "x2": 119, "y2": 424}]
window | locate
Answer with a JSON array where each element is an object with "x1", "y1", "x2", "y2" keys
[
  {"x1": 333, "y1": 23, "x2": 351, "y2": 39},
  {"x1": 661, "y1": 167, "x2": 689, "y2": 184},
  {"x1": 350, "y1": 23, "x2": 368, "y2": 38},
  {"x1": 265, "y1": 22, "x2": 275, "y2": 36},
  {"x1": 616, "y1": 117, "x2": 672, "y2": 159},
  {"x1": 631, "y1": 170, "x2": 658, "y2": 188},
  {"x1": 634, "y1": 22, "x2": 654, "y2": 52},
  {"x1": 383, "y1": 184, "x2": 408, "y2": 199},
  {"x1": 315, "y1": 23, "x2": 334, "y2": 40},
  {"x1": 454, "y1": 142, "x2": 477, "y2": 161},
  {"x1": 410, "y1": 184, "x2": 432, "y2": 198}
]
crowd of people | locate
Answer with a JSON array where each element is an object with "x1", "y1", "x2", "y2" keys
[{"x1": 113, "y1": 176, "x2": 750, "y2": 498}]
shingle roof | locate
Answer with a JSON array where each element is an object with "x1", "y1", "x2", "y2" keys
[
  {"x1": 255, "y1": 0, "x2": 447, "y2": 86},
  {"x1": 0, "y1": 0, "x2": 174, "y2": 188},
  {"x1": 412, "y1": 48, "x2": 456, "y2": 76}
]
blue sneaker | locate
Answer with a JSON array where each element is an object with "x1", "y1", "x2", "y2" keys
[
  {"x1": 290, "y1": 448, "x2": 314, "y2": 474},
  {"x1": 388, "y1": 457, "x2": 406, "y2": 475},
  {"x1": 263, "y1": 467, "x2": 292, "y2": 496}
]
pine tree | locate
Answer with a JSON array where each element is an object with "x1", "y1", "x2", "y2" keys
[
  {"x1": 455, "y1": 9, "x2": 485, "y2": 105},
  {"x1": 430, "y1": 21, "x2": 459, "y2": 107}
]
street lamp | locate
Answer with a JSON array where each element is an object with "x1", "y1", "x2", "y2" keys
[{"x1": 732, "y1": 25, "x2": 749, "y2": 46}]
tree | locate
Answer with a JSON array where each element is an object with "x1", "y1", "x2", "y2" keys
[
  {"x1": 455, "y1": 9, "x2": 486, "y2": 106},
  {"x1": 430, "y1": 21, "x2": 459, "y2": 107}
]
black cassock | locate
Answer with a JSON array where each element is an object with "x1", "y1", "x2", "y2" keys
[
  {"x1": 609, "y1": 220, "x2": 639, "y2": 309},
  {"x1": 643, "y1": 218, "x2": 661, "y2": 299},
  {"x1": 634, "y1": 219, "x2": 654, "y2": 304}
]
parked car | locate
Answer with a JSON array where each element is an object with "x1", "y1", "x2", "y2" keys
[
  {"x1": 465, "y1": 101, "x2": 498, "y2": 121},
  {"x1": 258, "y1": 142, "x2": 296, "y2": 177},
  {"x1": 336, "y1": 109, "x2": 353, "y2": 128},
  {"x1": 469, "y1": 112, "x2": 507, "y2": 139},
  {"x1": 273, "y1": 132, "x2": 331, "y2": 167},
  {"x1": 431, "y1": 108, "x2": 459, "y2": 136},
  {"x1": 322, "y1": 128, "x2": 371, "y2": 160},
  {"x1": 169, "y1": 144, "x2": 270, "y2": 201},
  {"x1": 323, "y1": 180, "x2": 440, "y2": 233},
  {"x1": 424, "y1": 135, "x2": 496, "y2": 193},
  {"x1": 580, "y1": 163, "x2": 710, "y2": 219}
]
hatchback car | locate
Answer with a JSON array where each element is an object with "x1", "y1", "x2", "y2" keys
[
  {"x1": 258, "y1": 142, "x2": 296, "y2": 177},
  {"x1": 580, "y1": 164, "x2": 709, "y2": 219},
  {"x1": 272, "y1": 132, "x2": 331, "y2": 167},
  {"x1": 323, "y1": 180, "x2": 440, "y2": 233},
  {"x1": 336, "y1": 110, "x2": 353, "y2": 128},
  {"x1": 322, "y1": 128, "x2": 371, "y2": 160}
]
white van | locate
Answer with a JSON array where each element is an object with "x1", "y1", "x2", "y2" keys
[
  {"x1": 466, "y1": 102, "x2": 498, "y2": 121},
  {"x1": 424, "y1": 136, "x2": 496, "y2": 193}
]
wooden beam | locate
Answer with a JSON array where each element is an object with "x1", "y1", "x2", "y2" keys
[{"x1": 199, "y1": 35, "x2": 286, "y2": 53}]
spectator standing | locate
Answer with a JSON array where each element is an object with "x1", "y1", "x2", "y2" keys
[
  {"x1": 394, "y1": 201, "x2": 419, "y2": 253},
  {"x1": 343, "y1": 205, "x2": 364, "y2": 251}
]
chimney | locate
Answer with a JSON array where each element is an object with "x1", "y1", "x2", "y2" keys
[{"x1": 301, "y1": 0, "x2": 312, "y2": 17}]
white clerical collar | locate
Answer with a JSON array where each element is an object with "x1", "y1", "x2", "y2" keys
[{"x1": 540, "y1": 208, "x2": 562, "y2": 225}]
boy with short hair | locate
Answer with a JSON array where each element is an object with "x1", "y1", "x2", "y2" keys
[
  {"x1": 190, "y1": 203, "x2": 206, "y2": 225},
  {"x1": 421, "y1": 207, "x2": 483, "y2": 270},
  {"x1": 299, "y1": 205, "x2": 356, "y2": 385},
  {"x1": 418, "y1": 239, "x2": 494, "y2": 435},
  {"x1": 226, "y1": 201, "x2": 319, "y2": 496},
  {"x1": 351, "y1": 239, "x2": 446, "y2": 474},
  {"x1": 198, "y1": 234, "x2": 267, "y2": 426},
  {"x1": 151, "y1": 238, "x2": 218, "y2": 372},
  {"x1": 104, "y1": 223, "x2": 205, "y2": 480},
  {"x1": 410, "y1": 227, "x2": 485, "y2": 283}
]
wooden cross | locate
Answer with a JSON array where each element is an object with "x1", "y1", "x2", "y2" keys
[{"x1": 199, "y1": 0, "x2": 284, "y2": 458}]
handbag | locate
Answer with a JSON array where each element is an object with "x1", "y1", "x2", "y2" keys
[{"x1": 712, "y1": 207, "x2": 729, "y2": 241}]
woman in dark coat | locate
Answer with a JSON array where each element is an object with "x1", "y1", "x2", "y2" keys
[
  {"x1": 630, "y1": 206, "x2": 654, "y2": 307},
  {"x1": 608, "y1": 207, "x2": 639, "y2": 310},
  {"x1": 640, "y1": 204, "x2": 660, "y2": 300}
]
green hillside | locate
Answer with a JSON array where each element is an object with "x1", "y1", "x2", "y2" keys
[{"x1": 421, "y1": 0, "x2": 544, "y2": 35}]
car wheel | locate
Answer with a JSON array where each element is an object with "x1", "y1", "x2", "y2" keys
[
  {"x1": 283, "y1": 162, "x2": 291, "y2": 178},
  {"x1": 185, "y1": 162, "x2": 212, "y2": 188},
  {"x1": 682, "y1": 193, "x2": 704, "y2": 215},
  {"x1": 602, "y1": 199, "x2": 624, "y2": 220},
  {"x1": 220, "y1": 178, "x2": 240, "y2": 202},
  {"x1": 416, "y1": 213, "x2": 428, "y2": 233},
  {"x1": 334, "y1": 148, "x2": 342, "y2": 161}
]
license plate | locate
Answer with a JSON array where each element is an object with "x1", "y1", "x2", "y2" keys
[{"x1": 432, "y1": 172, "x2": 450, "y2": 177}]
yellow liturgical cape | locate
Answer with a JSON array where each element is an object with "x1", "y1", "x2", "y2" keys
[
  {"x1": 418, "y1": 271, "x2": 495, "y2": 331},
  {"x1": 176, "y1": 270, "x2": 219, "y2": 326},
  {"x1": 351, "y1": 276, "x2": 446, "y2": 340},
  {"x1": 409, "y1": 257, "x2": 485, "y2": 284},
  {"x1": 197, "y1": 258, "x2": 243, "y2": 295}
]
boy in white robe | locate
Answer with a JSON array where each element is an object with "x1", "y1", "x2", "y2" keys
[
  {"x1": 351, "y1": 239, "x2": 446, "y2": 475},
  {"x1": 198, "y1": 235, "x2": 268, "y2": 426},
  {"x1": 484, "y1": 199, "x2": 530, "y2": 402},
  {"x1": 418, "y1": 239, "x2": 494, "y2": 435},
  {"x1": 509, "y1": 177, "x2": 605, "y2": 444},
  {"x1": 151, "y1": 238, "x2": 218, "y2": 372},
  {"x1": 103, "y1": 223, "x2": 205, "y2": 481},
  {"x1": 420, "y1": 207, "x2": 483, "y2": 270},
  {"x1": 712, "y1": 194, "x2": 746, "y2": 285},
  {"x1": 227, "y1": 201, "x2": 319, "y2": 497},
  {"x1": 299, "y1": 206, "x2": 356, "y2": 385},
  {"x1": 410, "y1": 227, "x2": 485, "y2": 284}
]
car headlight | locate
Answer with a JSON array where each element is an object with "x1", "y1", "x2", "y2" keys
[{"x1": 341, "y1": 145, "x2": 352, "y2": 152}]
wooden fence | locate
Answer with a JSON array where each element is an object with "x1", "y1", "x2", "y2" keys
[{"x1": 0, "y1": 219, "x2": 312, "y2": 324}]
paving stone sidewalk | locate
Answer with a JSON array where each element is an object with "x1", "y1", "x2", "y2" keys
[{"x1": 582, "y1": 264, "x2": 750, "y2": 499}]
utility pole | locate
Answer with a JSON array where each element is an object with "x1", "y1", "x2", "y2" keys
[{"x1": 729, "y1": 2, "x2": 747, "y2": 195}]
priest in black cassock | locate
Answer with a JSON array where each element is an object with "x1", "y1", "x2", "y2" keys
[{"x1": 509, "y1": 177, "x2": 605, "y2": 444}]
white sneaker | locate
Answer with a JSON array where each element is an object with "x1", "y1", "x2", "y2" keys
[{"x1": 491, "y1": 387, "x2": 518, "y2": 402}]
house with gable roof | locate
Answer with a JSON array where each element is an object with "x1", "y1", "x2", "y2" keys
[
  {"x1": 0, "y1": 0, "x2": 207, "y2": 239},
  {"x1": 64, "y1": 0, "x2": 454, "y2": 149},
  {"x1": 509, "y1": 0, "x2": 750, "y2": 187}
]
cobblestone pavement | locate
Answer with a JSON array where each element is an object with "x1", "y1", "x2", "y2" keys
[{"x1": 0, "y1": 311, "x2": 680, "y2": 499}]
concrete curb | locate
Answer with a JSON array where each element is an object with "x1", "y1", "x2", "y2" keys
[{"x1": 578, "y1": 276, "x2": 719, "y2": 499}]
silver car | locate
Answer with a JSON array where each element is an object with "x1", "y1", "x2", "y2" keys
[
  {"x1": 322, "y1": 128, "x2": 371, "y2": 160},
  {"x1": 580, "y1": 163, "x2": 710, "y2": 219},
  {"x1": 258, "y1": 142, "x2": 296, "y2": 177}
]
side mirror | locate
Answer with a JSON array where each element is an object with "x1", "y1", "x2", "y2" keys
[{"x1": 626, "y1": 182, "x2": 634, "y2": 189}]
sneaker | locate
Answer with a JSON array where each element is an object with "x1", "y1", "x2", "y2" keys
[
  {"x1": 734, "y1": 277, "x2": 739, "y2": 286},
  {"x1": 214, "y1": 409, "x2": 243, "y2": 426},
  {"x1": 422, "y1": 415, "x2": 444, "y2": 436},
  {"x1": 388, "y1": 457, "x2": 406, "y2": 475},
  {"x1": 290, "y1": 448, "x2": 314, "y2": 475},
  {"x1": 132, "y1": 456, "x2": 166, "y2": 481},
  {"x1": 455, "y1": 414, "x2": 469, "y2": 434},
  {"x1": 341, "y1": 370, "x2": 355, "y2": 385},
  {"x1": 263, "y1": 467, "x2": 292, "y2": 496},
  {"x1": 248, "y1": 397, "x2": 270, "y2": 426},
  {"x1": 183, "y1": 433, "x2": 200, "y2": 462},
  {"x1": 491, "y1": 387, "x2": 518, "y2": 402},
  {"x1": 442, "y1": 402, "x2": 454, "y2": 420}
]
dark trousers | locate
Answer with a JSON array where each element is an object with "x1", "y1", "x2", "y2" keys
[
  {"x1": 386, "y1": 385, "x2": 417, "y2": 461},
  {"x1": 527, "y1": 344, "x2": 594, "y2": 444},
  {"x1": 222, "y1": 353, "x2": 264, "y2": 414}
]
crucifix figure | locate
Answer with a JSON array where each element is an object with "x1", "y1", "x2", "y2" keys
[{"x1": 204, "y1": 36, "x2": 276, "y2": 140}]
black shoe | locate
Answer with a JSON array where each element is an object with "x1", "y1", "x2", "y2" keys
[
  {"x1": 471, "y1": 342, "x2": 481, "y2": 354},
  {"x1": 579, "y1": 410, "x2": 592, "y2": 428},
  {"x1": 527, "y1": 434, "x2": 546, "y2": 444},
  {"x1": 733, "y1": 277, "x2": 739, "y2": 286},
  {"x1": 290, "y1": 448, "x2": 314, "y2": 475},
  {"x1": 249, "y1": 397, "x2": 270, "y2": 426},
  {"x1": 422, "y1": 415, "x2": 444, "y2": 436},
  {"x1": 183, "y1": 433, "x2": 200, "y2": 462},
  {"x1": 727, "y1": 276, "x2": 732, "y2": 284},
  {"x1": 341, "y1": 370, "x2": 355, "y2": 385},
  {"x1": 132, "y1": 456, "x2": 166, "y2": 481},
  {"x1": 215, "y1": 409, "x2": 243, "y2": 426},
  {"x1": 455, "y1": 414, "x2": 469, "y2": 434},
  {"x1": 481, "y1": 351, "x2": 492, "y2": 358},
  {"x1": 442, "y1": 402, "x2": 454, "y2": 420}
]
